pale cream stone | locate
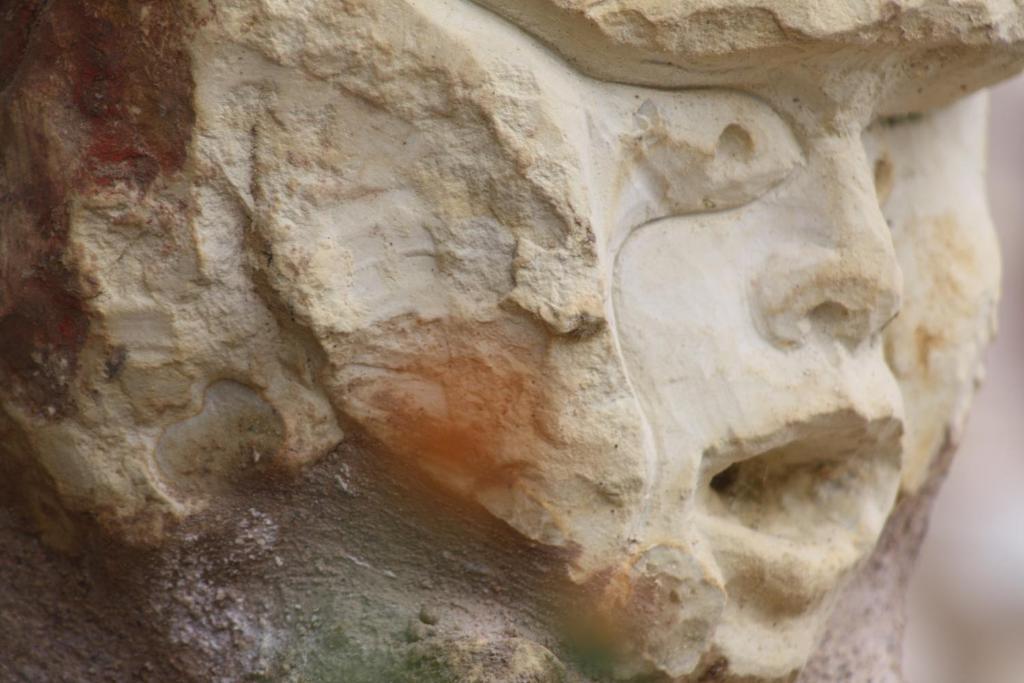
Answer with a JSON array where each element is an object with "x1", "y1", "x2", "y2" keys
[{"x1": 2, "y1": 0, "x2": 1021, "y2": 680}]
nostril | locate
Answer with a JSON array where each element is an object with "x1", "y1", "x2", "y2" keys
[
  {"x1": 806, "y1": 300, "x2": 872, "y2": 350},
  {"x1": 752, "y1": 253, "x2": 900, "y2": 350},
  {"x1": 753, "y1": 291, "x2": 870, "y2": 349},
  {"x1": 807, "y1": 301, "x2": 850, "y2": 328}
]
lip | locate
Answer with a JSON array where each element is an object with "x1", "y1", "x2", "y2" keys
[
  {"x1": 695, "y1": 512, "x2": 859, "y2": 616},
  {"x1": 693, "y1": 413, "x2": 902, "y2": 615}
]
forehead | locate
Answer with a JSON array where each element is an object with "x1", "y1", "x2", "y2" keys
[{"x1": 474, "y1": 0, "x2": 1024, "y2": 113}]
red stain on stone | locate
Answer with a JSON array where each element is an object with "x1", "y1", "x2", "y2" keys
[
  {"x1": 0, "y1": 0, "x2": 195, "y2": 417},
  {"x1": 61, "y1": 2, "x2": 194, "y2": 190}
]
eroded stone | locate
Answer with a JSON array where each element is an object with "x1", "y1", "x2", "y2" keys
[{"x1": 1, "y1": 1, "x2": 1021, "y2": 681}]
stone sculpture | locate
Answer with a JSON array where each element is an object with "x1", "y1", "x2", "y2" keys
[{"x1": 1, "y1": 1, "x2": 1022, "y2": 681}]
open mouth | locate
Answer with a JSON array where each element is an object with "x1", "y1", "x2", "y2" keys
[{"x1": 695, "y1": 412, "x2": 902, "y2": 612}]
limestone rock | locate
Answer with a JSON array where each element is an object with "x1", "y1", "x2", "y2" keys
[{"x1": 1, "y1": 0, "x2": 1021, "y2": 681}]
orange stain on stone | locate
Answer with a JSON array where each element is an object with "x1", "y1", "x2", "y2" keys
[{"x1": 360, "y1": 351, "x2": 538, "y2": 492}]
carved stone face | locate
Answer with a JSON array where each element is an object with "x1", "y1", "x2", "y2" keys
[{"x1": 0, "y1": 0, "x2": 1015, "y2": 680}]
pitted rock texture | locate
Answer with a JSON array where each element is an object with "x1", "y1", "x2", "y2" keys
[{"x1": 1, "y1": 1, "x2": 1021, "y2": 681}]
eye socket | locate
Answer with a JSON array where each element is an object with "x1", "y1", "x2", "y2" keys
[
  {"x1": 716, "y1": 123, "x2": 756, "y2": 162},
  {"x1": 873, "y1": 155, "x2": 894, "y2": 205},
  {"x1": 877, "y1": 112, "x2": 926, "y2": 127},
  {"x1": 614, "y1": 91, "x2": 803, "y2": 229},
  {"x1": 862, "y1": 113, "x2": 918, "y2": 210}
]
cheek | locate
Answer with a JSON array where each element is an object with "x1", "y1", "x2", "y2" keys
[
  {"x1": 870, "y1": 99, "x2": 1000, "y2": 492},
  {"x1": 612, "y1": 199, "x2": 903, "y2": 540},
  {"x1": 613, "y1": 214, "x2": 752, "y2": 468},
  {"x1": 885, "y1": 210, "x2": 1000, "y2": 490}
]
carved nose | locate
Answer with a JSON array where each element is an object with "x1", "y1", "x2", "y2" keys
[{"x1": 752, "y1": 136, "x2": 902, "y2": 349}]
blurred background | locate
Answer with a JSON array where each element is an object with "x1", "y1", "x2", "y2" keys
[{"x1": 905, "y1": 75, "x2": 1024, "y2": 683}]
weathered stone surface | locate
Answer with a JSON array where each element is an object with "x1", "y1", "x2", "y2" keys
[{"x1": 1, "y1": 1, "x2": 1021, "y2": 681}]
